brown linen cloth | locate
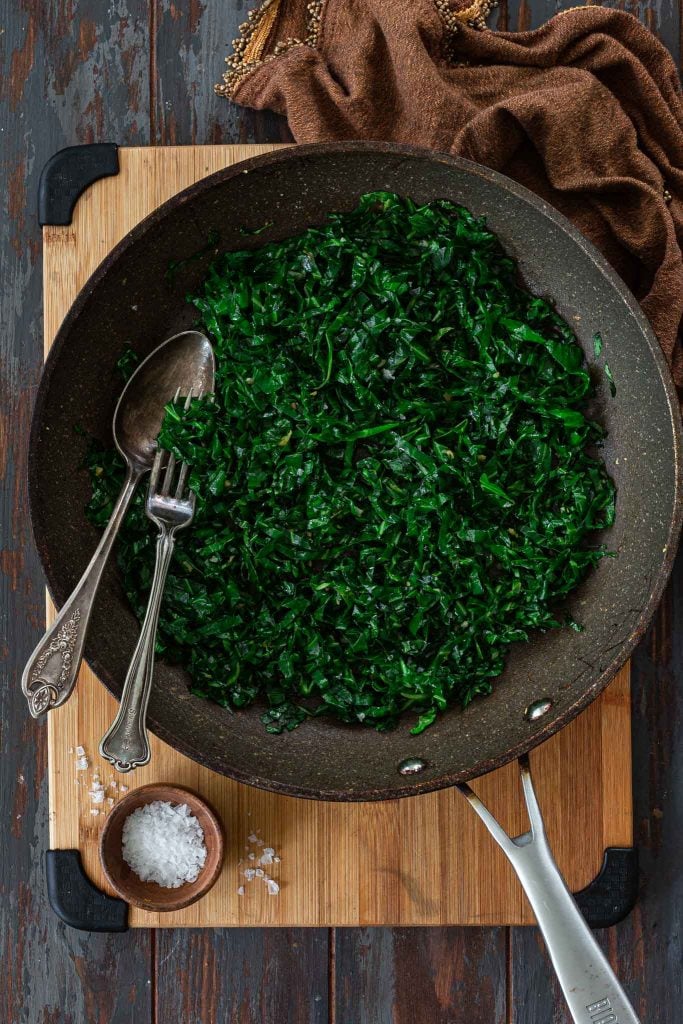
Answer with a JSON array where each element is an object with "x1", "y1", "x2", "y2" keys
[{"x1": 217, "y1": 0, "x2": 683, "y2": 390}]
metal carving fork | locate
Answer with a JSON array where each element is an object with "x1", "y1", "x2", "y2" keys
[
  {"x1": 458, "y1": 756, "x2": 639, "y2": 1024},
  {"x1": 99, "y1": 390, "x2": 199, "y2": 773}
]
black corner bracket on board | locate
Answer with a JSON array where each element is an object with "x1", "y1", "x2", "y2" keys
[
  {"x1": 46, "y1": 849, "x2": 128, "y2": 932},
  {"x1": 38, "y1": 143, "x2": 119, "y2": 227},
  {"x1": 574, "y1": 847, "x2": 638, "y2": 928}
]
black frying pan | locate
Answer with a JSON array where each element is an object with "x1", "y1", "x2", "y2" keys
[{"x1": 29, "y1": 143, "x2": 682, "y2": 801}]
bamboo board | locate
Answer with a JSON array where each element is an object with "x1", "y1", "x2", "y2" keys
[{"x1": 44, "y1": 145, "x2": 633, "y2": 927}]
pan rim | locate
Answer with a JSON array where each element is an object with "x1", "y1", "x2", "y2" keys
[{"x1": 29, "y1": 141, "x2": 683, "y2": 800}]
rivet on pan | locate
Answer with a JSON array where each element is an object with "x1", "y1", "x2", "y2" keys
[
  {"x1": 398, "y1": 757, "x2": 427, "y2": 776},
  {"x1": 524, "y1": 698, "x2": 553, "y2": 722}
]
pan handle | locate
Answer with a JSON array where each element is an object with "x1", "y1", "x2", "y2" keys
[{"x1": 458, "y1": 756, "x2": 639, "y2": 1024}]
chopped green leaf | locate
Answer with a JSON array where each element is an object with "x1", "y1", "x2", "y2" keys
[
  {"x1": 116, "y1": 345, "x2": 140, "y2": 382},
  {"x1": 604, "y1": 363, "x2": 617, "y2": 397},
  {"x1": 240, "y1": 221, "x2": 274, "y2": 236},
  {"x1": 593, "y1": 332, "x2": 603, "y2": 359}
]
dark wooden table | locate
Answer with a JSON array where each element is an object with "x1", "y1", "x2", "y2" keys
[{"x1": 2, "y1": 2, "x2": 681, "y2": 1021}]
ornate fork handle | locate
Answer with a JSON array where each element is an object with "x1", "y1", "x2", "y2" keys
[
  {"x1": 99, "y1": 523, "x2": 177, "y2": 772},
  {"x1": 22, "y1": 465, "x2": 142, "y2": 718}
]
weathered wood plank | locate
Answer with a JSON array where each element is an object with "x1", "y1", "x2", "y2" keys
[
  {"x1": 609, "y1": 559, "x2": 683, "y2": 1018},
  {"x1": 334, "y1": 927, "x2": 507, "y2": 1024},
  {"x1": 1, "y1": 2, "x2": 153, "y2": 1022},
  {"x1": 151, "y1": 0, "x2": 291, "y2": 145},
  {"x1": 494, "y1": 1, "x2": 510, "y2": 31},
  {"x1": 155, "y1": 928, "x2": 330, "y2": 1023}
]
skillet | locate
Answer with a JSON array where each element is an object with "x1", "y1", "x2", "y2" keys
[{"x1": 29, "y1": 143, "x2": 682, "y2": 802}]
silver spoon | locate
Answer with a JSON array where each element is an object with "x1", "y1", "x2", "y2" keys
[{"x1": 22, "y1": 330, "x2": 215, "y2": 718}]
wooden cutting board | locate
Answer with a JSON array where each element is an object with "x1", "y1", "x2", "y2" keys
[{"x1": 44, "y1": 145, "x2": 633, "y2": 928}]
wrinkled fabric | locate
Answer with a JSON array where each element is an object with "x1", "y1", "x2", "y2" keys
[{"x1": 220, "y1": 1, "x2": 683, "y2": 388}]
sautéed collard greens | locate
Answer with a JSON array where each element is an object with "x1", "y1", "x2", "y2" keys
[{"x1": 87, "y1": 192, "x2": 615, "y2": 735}]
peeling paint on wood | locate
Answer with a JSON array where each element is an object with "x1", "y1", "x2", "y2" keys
[
  {"x1": 151, "y1": 0, "x2": 291, "y2": 145},
  {"x1": 335, "y1": 928, "x2": 507, "y2": 1023},
  {"x1": 155, "y1": 929, "x2": 330, "y2": 1024}
]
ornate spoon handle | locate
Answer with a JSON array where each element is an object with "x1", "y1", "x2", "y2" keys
[{"x1": 22, "y1": 465, "x2": 142, "y2": 717}]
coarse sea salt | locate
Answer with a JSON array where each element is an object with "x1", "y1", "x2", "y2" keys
[
  {"x1": 240, "y1": 830, "x2": 281, "y2": 894},
  {"x1": 122, "y1": 801, "x2": 207, "y2": 888}
]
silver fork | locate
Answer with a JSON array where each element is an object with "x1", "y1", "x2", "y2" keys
[{"x1": 99, "y1": 389, "x2": 199, "y2": 773}]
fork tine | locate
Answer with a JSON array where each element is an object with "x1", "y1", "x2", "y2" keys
[
  {"x1": 175, "y1": 461, "x2": 191, "y2": 499},
  {"x1": 149, "y1": 446, "x2": 165, "y2": 494},
  {"x1": 161, "y1": 452, "x2": 176, "y2": 496}
]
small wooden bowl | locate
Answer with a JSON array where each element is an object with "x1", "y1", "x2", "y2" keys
[{"x1": 99, "y1": 783, "x2": 224, "y2": 912}]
